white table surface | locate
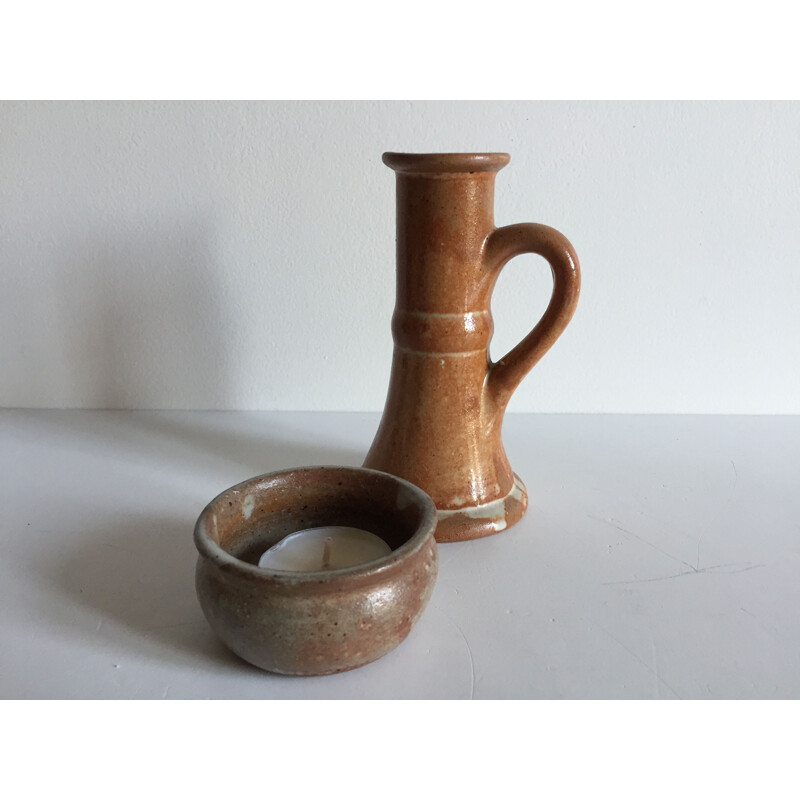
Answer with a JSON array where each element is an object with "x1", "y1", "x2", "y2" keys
[{"x1": 1, "y1": 410, "x2": 798, "y2": 699}]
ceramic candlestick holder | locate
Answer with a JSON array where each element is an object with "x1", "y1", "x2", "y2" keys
[
  {"x1": 364, "y1": 152, "x2": 580, "y2": 542},
  {"x1": 194, "y1": 466, "x2": 438, "y2": 676}
]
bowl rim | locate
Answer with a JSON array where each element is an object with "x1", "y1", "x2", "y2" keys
[{"x1": 194, "y1": 465, "x2": 437, "y2": 584}]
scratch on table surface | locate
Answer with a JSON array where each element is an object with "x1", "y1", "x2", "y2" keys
[
  {"x1": 603, "y1": 563, "x2": 765, "y2": 586},
  {"x1": 440, "y1": 609, "x2": 475, "y2": 700},
  {"x1": 651, "y1": 640, "x2": 661, "y2": 699},
  {"x1": 731, "y1": 459, "x2": 738, "y2": 488},
  {"x1": 100, "y1": 542, "x2": 130, "y2": 552},
  {"x1": 588, "y1": 514, "x2": 697, "y2": 572},
  {"x1": 596, "y1": 624, "x2": 680, "y2": 699},
  {"x1": 740, "y1": 606, "x2": 782, "y2": 638},
  {"x1": 147, "y1": 620, "x2": 204, "y2": 632},
  {"x1": 95, "y1": 619, "x2": 103, "y2": 633}
]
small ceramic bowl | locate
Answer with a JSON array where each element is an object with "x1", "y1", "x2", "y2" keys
[{"x1": 194, "y1": 466, "x2": 438, "y2": 676}]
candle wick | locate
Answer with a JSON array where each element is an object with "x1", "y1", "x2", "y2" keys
[{"x1": 322, "y1": 536, "x2": 333, "y2": 570}]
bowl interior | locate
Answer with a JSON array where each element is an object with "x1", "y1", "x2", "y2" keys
[{"x1": 198, "y1": 466, "x2": 432, "y2": 567}]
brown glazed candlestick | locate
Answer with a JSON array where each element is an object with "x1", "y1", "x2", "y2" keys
[{"x1": 363, "y1": 153, "x2": 580, "y2": 543}]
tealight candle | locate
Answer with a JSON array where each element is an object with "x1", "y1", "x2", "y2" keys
[{"x1": 258, "y1": 526, "x2": 392, "y2": 571}]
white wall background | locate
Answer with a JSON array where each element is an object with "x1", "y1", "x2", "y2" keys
[{"x1": 2, "y1": 101, "x2": 798, "y2": 412}]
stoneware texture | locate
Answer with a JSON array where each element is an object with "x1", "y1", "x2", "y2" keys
[
  {"x1": 364, "y1": 153, "x2": 581, "y2": 542},
  {"x1": 194, "y1": 466, "x2": 438, "y2": 676}
]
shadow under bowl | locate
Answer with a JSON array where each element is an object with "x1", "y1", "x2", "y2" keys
[{"x1": 194, "y1": 466, "x2": 438, "y2": 676}]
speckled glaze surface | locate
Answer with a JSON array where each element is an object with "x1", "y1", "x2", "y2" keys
[
  {"x1": 194, "y1": 466, "x2": 438, "y2": 676},
  {"x1": 364, "y1": 153, "x2": 581, "y2": 542}
]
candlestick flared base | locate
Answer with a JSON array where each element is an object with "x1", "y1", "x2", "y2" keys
[{"x1": 433, "y1": 473, "x2": 528, "y2": 543}]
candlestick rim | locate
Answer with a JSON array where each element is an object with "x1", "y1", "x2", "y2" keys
[{"x1": 383, "y1": 152, "x2": 510, "y2": 174}]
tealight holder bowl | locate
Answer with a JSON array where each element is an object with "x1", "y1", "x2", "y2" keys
[{"x1": 194, "y1": 466, "x2": 438, "y2": 676}]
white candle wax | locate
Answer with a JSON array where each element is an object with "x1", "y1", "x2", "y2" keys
[{"x1": 257, "y1": 526, "x2": 392, "y2": 571}]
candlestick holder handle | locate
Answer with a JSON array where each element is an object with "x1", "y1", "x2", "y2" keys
[{"x1": 484, "y1": 222, "x2": 581, "y2": 410}]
